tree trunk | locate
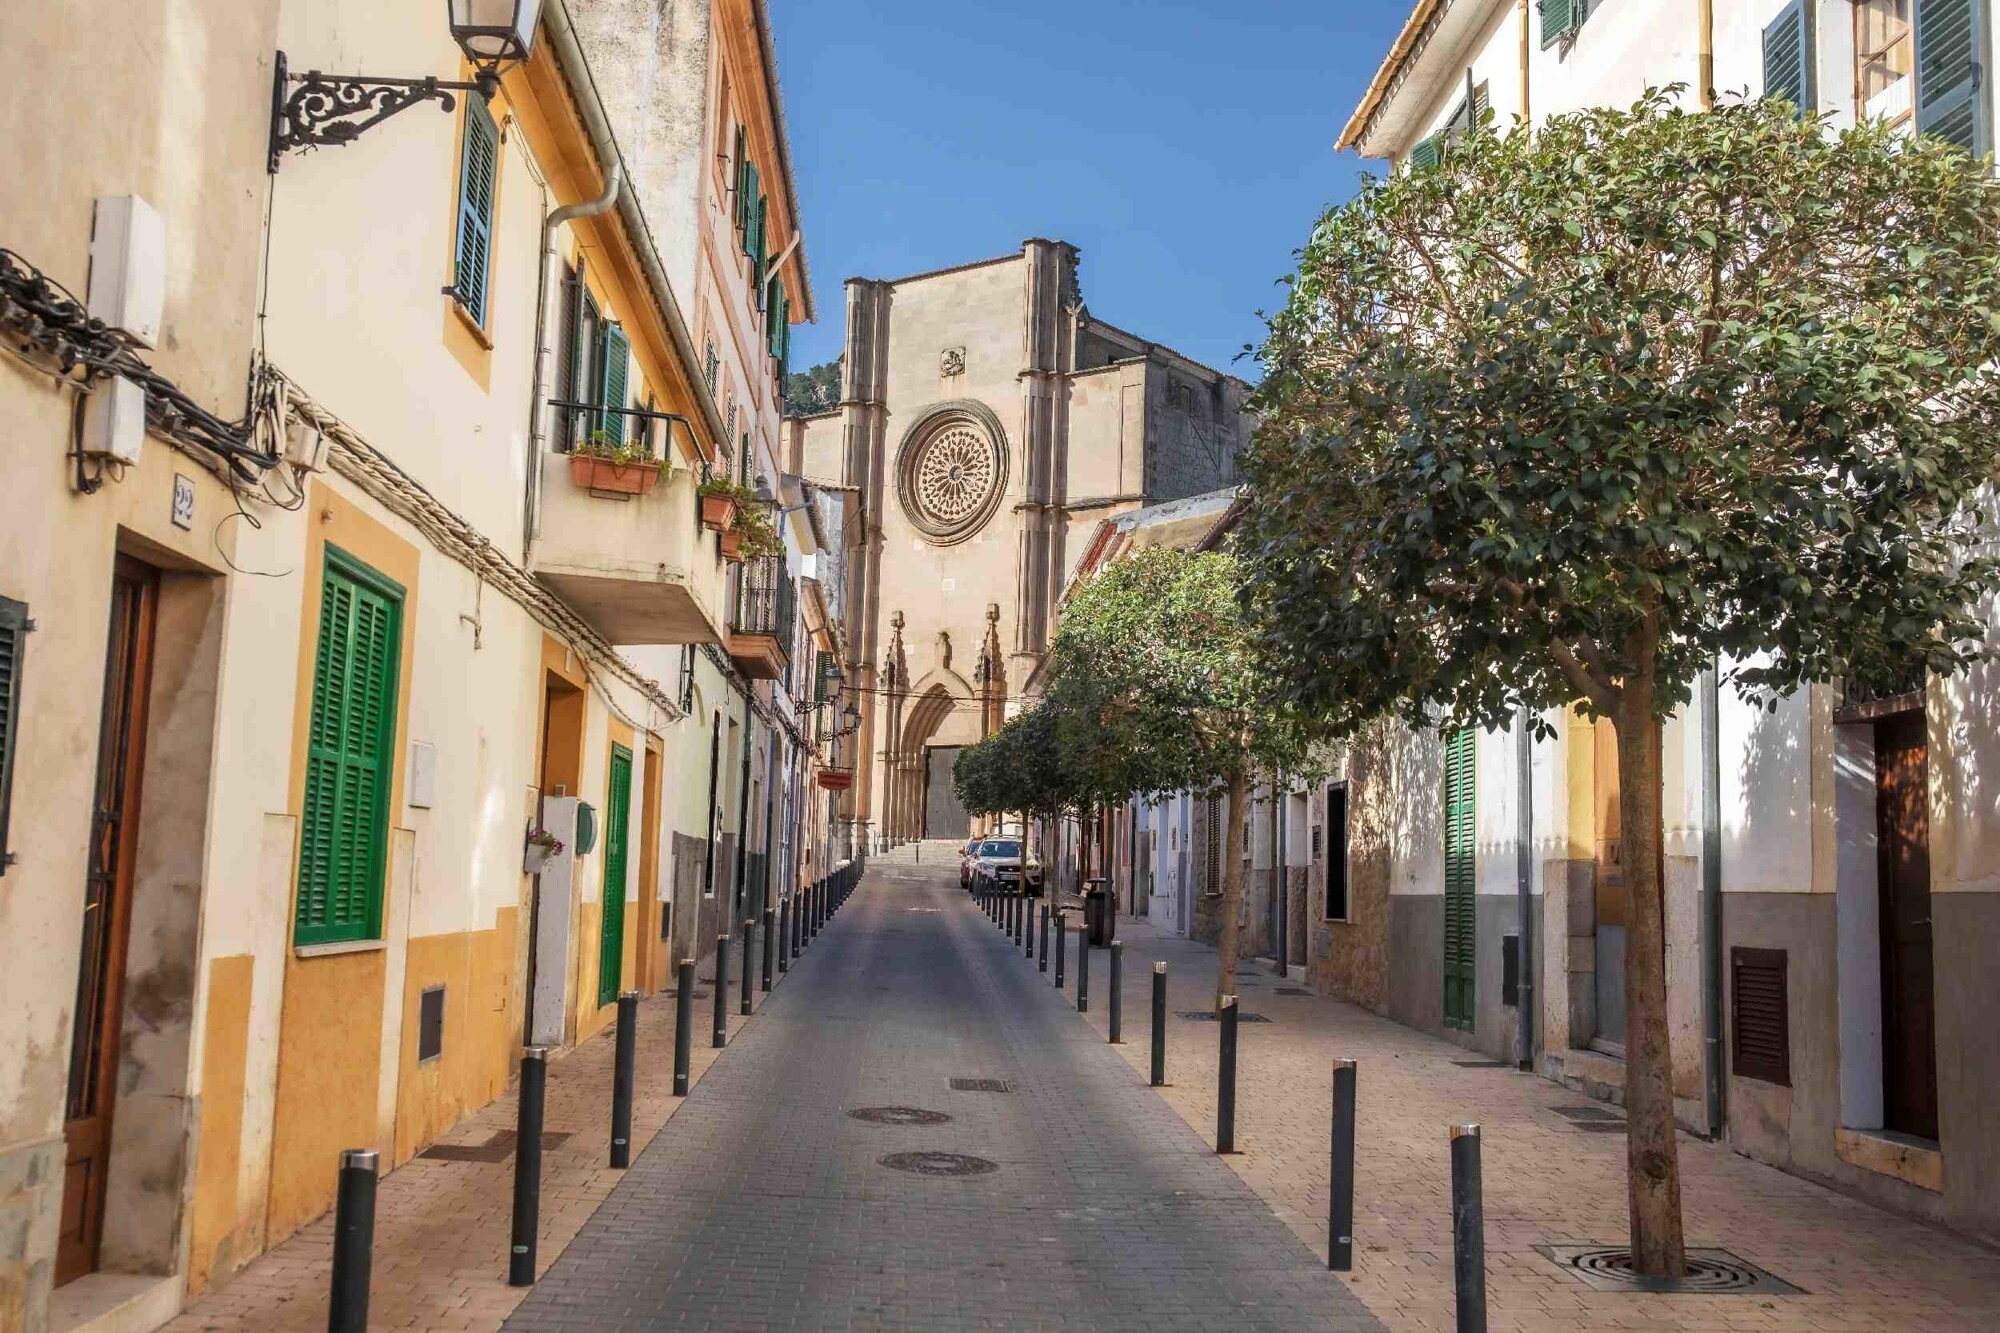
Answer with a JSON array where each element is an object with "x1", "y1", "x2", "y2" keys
[
  {"x1": 1214, "y1": 769, "x2": 1249, "y2": 1013},
  {"x1": 1614, "y1": 684, "x2": 1687, "y2": 1277}
]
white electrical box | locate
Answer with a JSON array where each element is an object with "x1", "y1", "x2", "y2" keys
[
  {"x1": 407, "y1": 740, "x2": 438, "y2": 809},
  {"x1": 84, "y1": 375, "x2": 147, "y2": 464},
  {"x1": 285, "y1": 417, "x2": 328, "y2": 472},
  {"x1": 87, "y1": 195, "x2": 166, "y2": 348}
]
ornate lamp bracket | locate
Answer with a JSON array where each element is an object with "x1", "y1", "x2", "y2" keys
[{"x1": 268, "y1": 51, "x2": 490, "y2": 173}]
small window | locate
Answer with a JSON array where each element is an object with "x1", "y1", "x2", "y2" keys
[
  {"x1": 1540, "y1": 0, "x2": 1589, "y2": 49},
  {"x1": 0, "y1": 595, "x2": 28, "y2": 874},
  {"x1": 1857, "y1": 1, "x2": 1914, "y2": 126},
  {"x1": 452, "y1": 97, "x2": 500, "y2": 324},
  {"x1": 1913, "y1": 0, "x2": 1985, "y2": 153},
  {"x1": 1324, "y1": 781, "x2": 1350, "y2": 921},
  {"x1": 418, "y1": 986, "x2": 445, "y2": 1063}
]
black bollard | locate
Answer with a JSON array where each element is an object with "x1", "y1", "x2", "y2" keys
[
  {"x1": 1039, "y1": 904, "x2": 1049, "y2": 972},
  {"x1": 1451, "y1": 1124, "x2": 1487, "y2": 1332},
  {"x1": 1216, "y1": 995, "x2": 1239, "y2": 1153},
  {"x1": 610, "y1": 991, "x2": 638, "y2": 1168},
  {"x1": 712, "y1": 936, "x2": 730, "y2": 1048},
  {"x1": 1077, "y1": 923, "x2": 1090, "y2": 1013},
  {"x1": 762, "y1": 907, "x2": 776, "y2": 992},
  {"x1": 508, "y1": 1048, "x2": 548, "y2": 1286},
  {"x1": 1150, "y1": 963, "x2": 1167, "y2": 1086},
  {"x1": 1015, "y1": 893, "x2": 1026, "y2": 947},
  {"x1": 328, "y1": 1148, "x2": 377, "y2": 1332},
  {"x1": 1026, "y1": 900, "x2": 1037, "y2": 961},
  {"x1": 778, "y1": 900, "x2": 790, "y2": 975},
  {"x1": 673, "y1": 959, "x2": 694, "y2": 1095},
  {"x1": 740, "y1": 919, "x2": 755, "y2": 1016},
  {"x1": 1108, "y1": 941, "x2": 1123, "y2": 1042},
  {"x1": 1054, "y1": 910, "x2": 1067, "y2": 988},
  {"x1": 1329, "y1": 1059, "x2": 1358, "y2": 1271}
]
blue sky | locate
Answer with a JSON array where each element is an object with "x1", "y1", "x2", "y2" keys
[{"x1": 771, "y1": 0, "x2": 1407, "y2": 381}]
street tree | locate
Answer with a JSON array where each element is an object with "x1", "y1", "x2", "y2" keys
[
  {"x1": 1244, "y1": 90, "x2": 2000, "y2": 1276},
  {"x1": 1050, "y1": 545, "x2": 1315, "y2": 1011}
]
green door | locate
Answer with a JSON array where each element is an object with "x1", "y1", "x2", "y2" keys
[
  {"x1": 599, "y1": 743, "x2": 633, "y2": 1007},
  {"x1": 1443, "y1": 727, "x2": 1476, "y2": 1031}
]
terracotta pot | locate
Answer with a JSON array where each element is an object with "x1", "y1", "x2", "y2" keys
[
  {"x1": 718, "y1": 528, "x2": 744, "y2": 560},
  {"x1": 569, "y1": 453, "x2": 659, "y2": 496},
  {"x1": 816, "y1": 769, "x2": 855, "y2": 791},
  {"x1": 700, "y1": 493, "x2": 737, "y2": 531}
]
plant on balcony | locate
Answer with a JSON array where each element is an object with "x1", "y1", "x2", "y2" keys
[
  {"x1": 698, "y1": 477, "x2": 754, "y2": 531},
  {"x1": 733, "y1": 502, "x2": 785, "y2": 560},
  {"x1": 569, "y1": 430, "x2": 667, "y2": 497},
  {"x1": 717, "y1": 528, "x2": 745, "y2": 560}
]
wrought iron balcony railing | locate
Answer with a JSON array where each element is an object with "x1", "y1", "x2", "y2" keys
[{"x1": 731, "y1": 554, "x2": 795, "y2": 653}]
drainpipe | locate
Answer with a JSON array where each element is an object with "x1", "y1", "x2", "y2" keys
[
  {"x1": 1515, "y1": 712, "x2": 1536, "y2": 1070},
  {"x1": 1701, "y1": 665, "x2": 1727, "y2": 1138},
  {"x1": 1697, "y1": 0, "x2": 1715, "y2": 109},
  {"x1": 735, "y1": 710, "x2": 755, "y2": 918},
  {"x1": 524, "y1": 161, "x2": 622, "y2": 562}
]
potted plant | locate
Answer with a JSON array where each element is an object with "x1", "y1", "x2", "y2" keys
[
  {"x1": 733, "y1": 502, "x2": 784, "y2": 560},
  {"x1": 569, "y1": 431, "x2": 667, "y2": 497},
  {"x1": 698, "y1": 477, "x2": 753, "y2": 531},
  {"x1": 718, "y1": 527, "x2": 745, "y2": 560},
  {"x1": 523, "y1": 824, "x2": 565, "y2": 874}
]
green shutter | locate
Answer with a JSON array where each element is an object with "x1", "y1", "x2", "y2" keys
[
  {"x1": 0, "y1": 596, "x2": 26, "y2": 874},
  {"x1": 599, "y1": 323, "x2": 631, "y2": 440},
  {"x1": 1541, "y1": 0, "x2": 1576, "y2": 47},
  {"x1": 598, "y1": 743, "x2": 632, "y2": 1007},
  {"x1": 741, "y1": 162, "x2": 761, "y2": 257},
  {"x1": 767, "y1": 277, "x2": 785, "y2": 359},
  {"x1": 1409, "y1": 136, "x2": 1441, "y2": 169},
  {"x1": 1442, "y1": 727, "x2": 1476, "y2": 1031},
  {"x1": 297, "y1": 551, "x2": 403, "y2": 947},
  {"x1": 732, "y1": 125, "x2": 748, "y2": 230},
  {"x1": 1916, "y1": 0, "x2": 1985, "y2": 154},
  {"x1": 453, "y1": 98, "x2": 499, "y2": 324},
  {"x1": 1762, "y1": 1, "x2": 1813, "y2": 117},
  {"x1": 752, "y1": 197, "x2": 768, "y2": 306}
]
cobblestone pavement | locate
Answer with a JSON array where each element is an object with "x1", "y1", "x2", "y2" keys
[
  {"x1": 500, "y1": 867, "x2": 1380, "y2": 1333},
  {"x1": 1064, "y1": 907, "x2": 2000, "y2": 1332}
]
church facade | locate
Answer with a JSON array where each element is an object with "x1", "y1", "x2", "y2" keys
[{"x1": 787, "y1": 238, "x2": 1251, "y2": 847}]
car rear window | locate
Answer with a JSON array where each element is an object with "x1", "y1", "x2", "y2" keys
[{"x1": 980, "y1": 840, "x2": 1020, "y2": 856}]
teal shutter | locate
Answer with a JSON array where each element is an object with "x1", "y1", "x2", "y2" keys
[
  {"x1": 1916, "y1": 0, "x2": 1985, "y2": 154},
  {"x1": 599, "y1": 324, "x2": 631, "y2": 440},
  {"x1": 453, "y1": 98, "x2": 499, "y2": 324},
  {"x1": 1762, "y1": 0, "x2": 1813, "y2": 117},
  {"x1": 767, "y1": 277, "x2": 786, "y2": 359},
  {"x1": 1442, "y1": 727, "x2": 1476, "y2": 1031},
  {"x1": 741, "y1": 162, "x2": 761, "y2": 257},
  {"x1": 297, "y1": 552, "x2": 403, "y2": 946},
  {"x1": 1541, "y1": 0, "x2": 1574, "y2": 47},
  {"x1": 1409, "y1": 136, "x2": 1441, "y2": 169},
  {"x1": 752, "y1": 197, "x2": 769, "y2": 307},
  {"x1": 0, "y1": 596, "x2": 26, "y2": 874},
  {"x1": 598, "y1": 744, "x2": 632, "y2": 1007}
]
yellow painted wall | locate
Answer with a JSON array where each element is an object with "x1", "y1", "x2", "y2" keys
[
  {"x1": 392, "y1": 907, "x2": 520, "y2": 1166},
  {"x1": 186, "y1": 955, "x2": 254, "y2": 1296}
]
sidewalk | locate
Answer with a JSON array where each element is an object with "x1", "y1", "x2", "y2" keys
[
  {"x1": 1049, "y1": 907, "x2": 2000, "y2": 1332},
  {"x1": 163, "y1": 950, "x2": 781, "y2": 1333}
]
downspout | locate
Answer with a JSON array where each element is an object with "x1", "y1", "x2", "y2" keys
[
  {"x1": 1701, "y1": 665, "x2": 1726, "y2": 1138},
  {"x1": 1515, "y1": 712, "x2": 1536, "y2": 1071},
  {"x1": 524, "y1": 161, "x2": 622, "y2": 563},
  {"x1": 1274, "y1": 777, "x2": 1288, "y2": 977},
  {"x1": 735, "y1": 711, "x2": 755, "y2": 918},
  {"x1": 1697, "y1": 0, "x2": 1715, "y2": 109}
]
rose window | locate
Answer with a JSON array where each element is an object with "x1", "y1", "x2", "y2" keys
[{"x1": 896, "y1": 405, "x2": 1007, "y2": 543}]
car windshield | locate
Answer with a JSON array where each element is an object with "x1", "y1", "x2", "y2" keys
[{"x1": 979, "y1": 840, "x2": 1020, "y2": 857}]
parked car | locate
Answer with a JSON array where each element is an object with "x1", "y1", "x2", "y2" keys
[
  {"x1": 958, "y1": 837, "x2": 982, "y2": 889},
  {"x1": 972, "y1": 837, "x2": 1044, "y2": 896}
]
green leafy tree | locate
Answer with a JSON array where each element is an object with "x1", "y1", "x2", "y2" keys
[
  {"x1": 1051, "y1": 545, "x2": 1316, "y2": 1010},
  {"x1": 783, "y1": 357, "x2": 841, "y2": 415},
  {"x1": 1245, "y1": 91, "x2": 2000, "y2": 1275}
]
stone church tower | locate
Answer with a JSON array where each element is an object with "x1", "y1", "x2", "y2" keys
[{"x1": 788, "y1": 238, "x2": 1251, "y2": 848}]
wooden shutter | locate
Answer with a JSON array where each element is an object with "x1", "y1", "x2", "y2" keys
[
  {"x1": 599, "y1": 323, "x2": 631, "y2": 441},
  {"x1": 453, "y1": 98, "x2": 500, "y2": 324},
  {"x1": 1541, "y1": 0, "x2": 1575, "y2": 47},
  {"x1": 598, "y1": 744, "x2": 633, "y2": 1007},
  {"x1": 741, "y1": 162, "x2": 761, "y2": 257},
  {"x1": 1916, "y1": 0, "x2": 1985, "y2": 153},
  {"x1": 1408, "y1": 136, "x2": 1441, "y2": 169},
  {"x1": 752, "y1": 196, "x2": 769, "y2": 305},
  {"x1": 1204, "y1": 794, "x2": 1221, "y2": 892},
  {"x1": 732, "y1": 124, "x2": 748, "y2": 230},
  {"x1": 1730, "y1": 947, "x2": 1791, "y2": 1085},
  {"x1": 1443, "y1": 727, "x2": 1476, "y2": 1030},
  {"x1": 0, "y1": 595, "x2": 26, "y2": 873},
  {"x1": 554, "y1": 263, "x2": 580, "y2": 449},
  {"x1": 1762, "y1": 0, "x2": 1813, "y2": 116},
  {"x1": 297, "y1": 553, "x2": 403, "y2": 946}
]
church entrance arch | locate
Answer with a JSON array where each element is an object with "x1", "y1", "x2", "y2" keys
[{"x1": 899, "y1": 677, "x2": 980, "y2": 842}]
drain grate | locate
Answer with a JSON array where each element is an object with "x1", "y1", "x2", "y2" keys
[
  {"x1": 1452, "y1": 1059, "x2": 1510, "y2": 1068},
  {"x1": 879, "y1": 1151, "x2": 997, "y2": 1178},
  {"x1": 420, "y1": 1129, "x2": 572, "y2": 1162},
  {"x1": 1551, "y1": 1104, "x2": 1623, "y2": 1122},
  {"x1": 950, "y1": 1077, "x2": 1012, "y2": 1093},
  {"x1": 1538, "y1": 1245, "x2": 1803, "y2": 1295},
  {"x1": 848, "y1": 1106, "x2": 952, "y2": 1126},
  {"x1": 1570, "y1": 1121, "x2": 1627, "y2": 1133},
  {"x1": 1177, "y1": 1010, "x2": 1272, "y2": 1023}
]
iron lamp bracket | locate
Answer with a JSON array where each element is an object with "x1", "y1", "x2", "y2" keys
[{"x1": 269, "y1": 51, "x2": 494, "y2": 173}]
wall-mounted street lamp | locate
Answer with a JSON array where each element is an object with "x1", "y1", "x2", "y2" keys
[{"x1": 269, "y1": 1, "x2": 543, "y2": 172}]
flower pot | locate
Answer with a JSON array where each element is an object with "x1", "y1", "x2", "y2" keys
[
  {"x1": 569, "y1": 453, "x2": 659, "y2": 497},
  {"x1": 700, "y1": 493, "x2": 737, "y2": 531},
  {"x1": 524, "y1": 841, "x2": 557, "y2": 875},
  {"x1": 718, "y1": 528, "x2": 744, "y2": 561}
]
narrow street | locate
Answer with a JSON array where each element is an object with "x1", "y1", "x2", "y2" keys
[{"x1": 499, "y1": 866, "x2": 1380, "y2": 1333}]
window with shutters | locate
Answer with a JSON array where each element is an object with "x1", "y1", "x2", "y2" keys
[
  {"x1": 0, "y1": 595, "x2": 27, "y2": 874},
  {"x1": 296, "y1": 549, "x2": 404, "y2": 947},
  {"x1": 1914, "y1": 0, "x2": 1986, "y2": 154},
  {"x1": 1763, "y1": 0, "x2": 1815, "y2": 115},
  {"x1": 1442, "y1": 727, "x2": 1476, "y2": 1031},
  {"x1": 452, "y1": 97, "x2": 500, "y2": 326},
  {"x1": 1857, "y1": 1, "x2": 1915, "y2": 126},
  {"x1": 598, "y1": 323, "x2": 631, "y2": 442},
  {"x1": 1408, "y1": 135, "x2": 1441, "y2": 169},
  {"x1": 1540, "y1": 0, "x2": 1590, "y2": 48},
  {"x1": 1324, "y1": 781, "x2": 1350, "y2": 922},
  {"x1": 598, "y1": 744, "x2": 632, "y2": 1007},
  {"x1": 1202, "y1": 793, "x2": 1222, "y2": 894},
  {"x1": 1731, "y1": 947, "x2": 1791, "y2": 1085}
]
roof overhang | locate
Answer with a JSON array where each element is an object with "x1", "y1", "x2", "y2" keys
[{"x1": 1338, "y1": 0, "x2": 1510, "y2": 158}]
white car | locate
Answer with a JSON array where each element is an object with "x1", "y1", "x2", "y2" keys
[
  {"x1": 973, "y1": 837, "x2": 1044, "y2": 896},
  {"x1": 958, "y1": 837, "x2": 982, "y2": 889}
]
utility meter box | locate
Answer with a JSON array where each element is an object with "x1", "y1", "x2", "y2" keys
[
  {"x1": 87, "y1": 195, "x2": 166, "y2": 348},
  {"x1": 83, "y1": 374, "x2": 146, "y2": 464}
]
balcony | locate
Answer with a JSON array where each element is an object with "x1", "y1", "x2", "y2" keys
[
  {"x1": 531, "y1": 418, "x2": 726, "y2": 645},
  {"x1": 728, "y1": 555, "x2": 794, "y2": 681}
]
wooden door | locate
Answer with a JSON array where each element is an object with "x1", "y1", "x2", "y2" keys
[
  {"x1": 1874, "y1": 710, "x2": 1938, "y2": 1140},
  {"x1": 59, "y1": 556, "x2": 158, "y2": 1285}
]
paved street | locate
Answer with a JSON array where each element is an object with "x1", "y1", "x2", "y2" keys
[{"x1": 500, "y1": 867, "x2": 1379, "y2": 1333}]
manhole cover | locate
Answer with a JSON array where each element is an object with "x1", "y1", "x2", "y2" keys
[
  {"x1": 848, "y1": 1106, "x2": 951, "y2": 1126},
  {"x1": 1176, "y1": 1010, "x2": 1272, "y2": 1023},
  {"x1": 1537, "y1": 1245, "x2": 1803, "y2": 1295},
  {"x1": 950, "y1": 1077, "x2": 1012, "y2": 1093},
  {"x1": 878, "y1": 1151, "x2": 998, "y2": 1178}
]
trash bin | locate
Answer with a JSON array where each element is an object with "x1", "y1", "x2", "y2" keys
[{"x1": 1084, "y1": 879, "x2": 1111, "y2": 947}]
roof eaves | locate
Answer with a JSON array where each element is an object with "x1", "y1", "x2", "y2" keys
[
  {"x1": 751, "y1": 0, "x2": 815, "y2": 322},
  {"x1": 1337, "y1": 0, "x2": 1446, "y2": 153}
]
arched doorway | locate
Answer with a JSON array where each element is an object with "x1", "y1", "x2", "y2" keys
[{"x1": 900, "y1": 675, "x2": 979, "y2": 840}]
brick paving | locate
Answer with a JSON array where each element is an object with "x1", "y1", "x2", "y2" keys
[
  {"x1": 1062, "y1": 902, "x2": 2000, "y2": 1332},
  {"x1": 500, "y1": 866, "x2": 1380, "y2": 1332}
]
